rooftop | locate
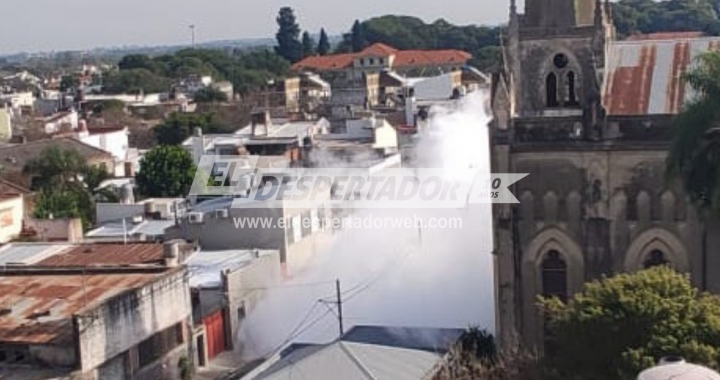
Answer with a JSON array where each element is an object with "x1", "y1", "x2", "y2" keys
[
  {"x1": 187, "y1": 249, "x2": 277, "y2": 288},
  {"x1": 35, "y1": 243, "x2": 167, "y2": 267},
  {"x1": 293, "y1": 43, "x2": 472, "y2": 72},
  {"x1": 252, "y1": 326, "x2": 464, "y2": 380},
  {"x1": 0, "y1": 270, "x2": 171, "y2": 345},
  {"x1": 603, "y1": 35, "x2": 720, "y2": 116},
  {"x1": 0, "y1": 137, "x2": 113, "y2": 175},
  {"x1": 85, "y1": 219, "x2": 175, "y2": 240}
]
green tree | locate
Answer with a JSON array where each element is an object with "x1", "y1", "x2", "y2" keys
[
  {"x1": 24, "y1": 147, "x2": 110, "y2": 228},
  {"x1": 154, "y1": 112, "x2": 228, "y2": 145},
  {"x1": 60, "y1": 74, "x2": 80, "y2": 93},
  {"x1": 302, "y1": 31, "x2": 316, "y2": 58},
  {"x1": 318, "y1": 28, "x2": 331, "y2": 56},
  {"x1": 541, "y1": 267, "x2": 720, "y2": 380},
  {"x1": 193, "y1": 87, "x2": 228, "y2": 103},
  {"x1": 667, "y1": 51, "x2": 720, "y2": 211},
  {"x1": 103, "y1": 68, "x2": 170, "y2": 94},
  {"x1": 351, "y1": 20, "x2": 368, "y2": 52},
  {"x1": 275, "y1": 7, "x2": 304, "y2": 63},
  {"x1": 136, "y1": 145, "x2": 197, "y2": 198}
]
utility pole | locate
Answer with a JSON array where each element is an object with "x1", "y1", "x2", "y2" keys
[{"x1": 336, "y1": 279, "x2": 344, "y2": 337}]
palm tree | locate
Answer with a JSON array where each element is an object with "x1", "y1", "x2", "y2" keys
[{"x1": 667, "y1": 51, "x2": 720, "y2": 212}]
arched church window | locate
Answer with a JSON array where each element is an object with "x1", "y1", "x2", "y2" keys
[
  {"x1": 644, "y1": 249, "x2": 669, "y2": 269},
  {"x1": 546, "y1": 73, "x2": 559, "y2": 108},
  {"x1": 542, "y1": 250, "x2": 568, "y2": 301},
  {"x1": 554, "y1": 54, "x2": 569, "y2": 69},
  {"x1": 567, "y1": 71, "x2": 579, "y2": 107}
]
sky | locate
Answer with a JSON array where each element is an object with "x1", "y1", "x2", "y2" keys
[{"x1": 0, "y1": 0, "x2": 523, "y2": 54}]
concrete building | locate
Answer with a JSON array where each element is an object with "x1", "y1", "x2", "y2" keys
[
  {"x1": 76, "y1": 125, "x2": 130, "y2": 177},
  {"x1": 182, "y1": 112, "x2": 329, "y2": 166},
  {"x1": 293, "y1": 43, "x2": 472, "y2": 82},
  {"x1": 491, "y1": 0, "x2": 720, "y2": 349},
  {"x1": 0, "y1": 193, "x2": 23, "y2": 243},
  {"x1": 0, "y1": 107, "x2": 12, "y2": 141},
  {"x1": 0, "y1": 241, "x2": 194, "y2": 380},
  {"x1": 187, "y1": 249, "x2": 281, "y2": 366},
  {"x1": 166, "y1": 185, "x2": 333, "y2": 275}
]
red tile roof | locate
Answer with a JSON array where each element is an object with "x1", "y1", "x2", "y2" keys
[
  {"x1": 358, "y1": 43, "x2": 398, "y2": 57},
  {"x1": 87, "y1": 126, "x2": 127, "y2": 135},
  {"x1": 292, "y1": 43, "x2": 471, "y2": 72}
]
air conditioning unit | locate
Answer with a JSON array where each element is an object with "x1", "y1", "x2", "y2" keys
[
  {"x1": 187, "y1": 212, "x2": 204, "y2": 225},
  {"x1": 215, "y1": 209, "x2": 229, "y2": 219}
]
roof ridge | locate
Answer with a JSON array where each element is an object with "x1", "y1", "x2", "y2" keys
[{"x1": 339, "y1": 341, "x2": 377, "y2": 380}]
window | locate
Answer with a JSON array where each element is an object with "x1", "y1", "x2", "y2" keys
[
  {"x1": 644, "y1": 250, "x2": 669, "y2": 269},
  {"x1": 567, "y1": 71, "x2": 579, "y2": 106},
  {"x1": 542, "y1": 251, "x2": 567, "y2": 301},
  {"x1": 369, "y1": 58, "x2": 375, "y2": 65},
  {"x1": 554, "y1": 53, "x2": 569, "y2": 69},
  {"x1": 379, "y1": 58, "x2": 384, "y2": 65},
  {"x1": 546, "y1": 73, "x2": 559, "y2": 108},
  {"x1": 360, "y1": 58, "x2": 365, "y2": 66},
  {"x1": 138, "y1": 323, "x2": 184, "y2": 368}
]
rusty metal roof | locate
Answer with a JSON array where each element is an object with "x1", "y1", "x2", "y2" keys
[
  {"x1": 603, "y1": 36, "x2": 720, "y2": 116},
  {"x1": 35, "y1": 243, "x2": 166, "y2": 267},
  {"x1": 0, "y1": 272, "x2": 163, "y2": 345}
]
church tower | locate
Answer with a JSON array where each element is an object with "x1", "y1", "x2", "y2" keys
[
  {"x1": 505, "y1": 0, "x2": 612, "y2": 121},
  {"x1": 493, "y1": 0, "x2": 615, "y2": 349}
]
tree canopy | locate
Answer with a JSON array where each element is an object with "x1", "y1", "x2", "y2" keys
[
  {"x1": 136, "y1": 145, "x2": 197, "y2": 198},
  {"x1": 275, "y1": 7, "x2": 304, "y2": 63},
  {"x1": 302, "y1": 31, "x2": 316, "y2": 58},
  {"x1": 541, "y1": 267, "x2": 720, "y2": 380},
  {"x1": 317, "y1": 28, "x2": 331, "y2": 56},
  {"x1": 154, "y1": 112, "x2": 229, "y2": 145},
  {"x1": 667, "y1": 51, "x2": 720, "y2": 212},
  {"x1": 24, "y1": 147, "x2": 111, "y2": 229},
  {"x1": 109, "y1": 49, "x2": 290, "y2": 95}
]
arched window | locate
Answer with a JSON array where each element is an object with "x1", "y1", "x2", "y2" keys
[
  {"x1": 567, "y1": 71, "x2": 579, "y2": 107},
  {"x1": 542, "y1": 250, "x2": 568, "y2": 301},
  {"x1": 644, "y1": 249, "x2": 669, "y2": 269},
  {"x1": 546, "y1": 73, "x2": 559, "y2": 108}
]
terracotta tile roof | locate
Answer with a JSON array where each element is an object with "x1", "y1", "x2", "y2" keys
[
  {"x1": 394, "y1": 49, "x2": 472, "y2": 68},
  {"x1": 293, "y1": 53, "x2": 358, "y2": 71},
  {"x1": 292, "y1": 43, "x2": 471, "y2": 72},
  {"x1": 36, "y1": 243, "x2": 166, "y2": 267},
  {"x1": 358, "y1": 43, "x2": 399, "y2": 57},
  {"x1": 603, "y1": 36, "x2": 720, "y2": 116},
  {"x1": 0, "y1": 271, "x2": 166, "y2": 345}
]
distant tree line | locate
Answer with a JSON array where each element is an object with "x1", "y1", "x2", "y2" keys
[{"x1": 107, "y1": 48, "x2": 290, "y2": 95}]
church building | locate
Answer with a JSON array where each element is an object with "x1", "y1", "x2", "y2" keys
[{"x1": 491, "y1": 0, "x2": 720, "y2": 348}]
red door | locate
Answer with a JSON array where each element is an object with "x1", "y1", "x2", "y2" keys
[{"x1": 204, "y1": 310, "x2": 227, "y2": 360}]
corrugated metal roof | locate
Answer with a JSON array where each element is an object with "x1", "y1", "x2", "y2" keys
[
  {"x1": 86, "y1": 219, "x2": 175, "y2": 239},
  {"x1": 252, "y1": 326, "x2": 463, "y2": 380},
  {"x1": 603, "y1": 36, "x2": 720, "y2": 116},
  {"x1": 0, "y1": 272, "x2": 163, "y2": 345},
  {"x1": 0, "y1": 243, "x2": 73, "y2": 266},
  {"x1": 186, "y1": 249, "x2": 265, "y2": 288},
  {"x1": 35, "y1": 243, "x2": 166, "y2": 267}
]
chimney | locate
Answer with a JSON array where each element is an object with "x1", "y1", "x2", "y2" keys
[
  {"x1": 163, "y1": 240, "x2": 184, "y2": 267},
  {"x1": 405, "y1": 88, "x2": 417, "y2": 127},
  {"x1": 192, "y1": 127, "x2": 204, "y2": 164},
  {"x1": 251, "y1": 111, "x2": 271, "y2": 136}
]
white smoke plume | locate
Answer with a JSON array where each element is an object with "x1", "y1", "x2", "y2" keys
[{"x1": 238, "y1": 90, "x2": 495, "y2": 360}]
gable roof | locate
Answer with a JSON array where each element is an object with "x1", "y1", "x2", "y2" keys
[
  {"x1": 292, "y1": 43, "x2": 471, "y2": 72},
  {"x1": 603, "y1": 35, "x2": 720, "y2": 116},
  {"x1": 250, "y1": 326, "x2": 463, "y2": 380},
  {"x1": 0, "y1": 137, "x2": 114, "y2": 175}
]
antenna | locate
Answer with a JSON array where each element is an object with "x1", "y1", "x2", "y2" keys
[
  {"x1": 335, "y1": 279, "x2": 344, "y2": 337},
  {"x1": 189, "y1": 25, "x2": 196, "y2": 49}
]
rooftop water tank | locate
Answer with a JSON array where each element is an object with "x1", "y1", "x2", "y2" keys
[{"x1": 639, "y1": 358, "x2": 720, "y2": 380}]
